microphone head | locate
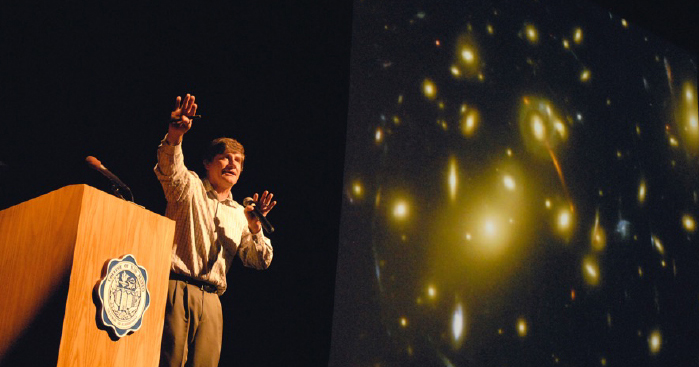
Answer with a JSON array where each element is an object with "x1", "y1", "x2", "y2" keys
[
  {"x1": 85, "y1": 156, "x2": 103, "y2": 169},
  {"x1": 243, "y1": 197, "x2": 255, "y2": 206}
]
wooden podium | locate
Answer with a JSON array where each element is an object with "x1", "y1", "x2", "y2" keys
[{"x1": 0, "y1": 185, "x2": 175, "y2": 366}]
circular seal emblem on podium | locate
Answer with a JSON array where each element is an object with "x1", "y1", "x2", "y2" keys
[{"x1": 98, "y1": 254, "x2": 150, "y2": 338}]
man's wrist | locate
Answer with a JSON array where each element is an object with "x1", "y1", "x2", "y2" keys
[{"x1": 165, "y1": 132, "x2": 183, "y2": 146}]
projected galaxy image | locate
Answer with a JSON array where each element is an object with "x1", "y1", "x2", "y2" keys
[{"x1": 330, "y1": 0, "x2": 698, "y2": 366}]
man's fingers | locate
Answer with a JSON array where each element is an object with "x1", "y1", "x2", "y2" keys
[
  {"x1": 249, "y1": 191, "x2": 276, "y2": 214},
  {"x1": 184, "y1": 94, "x2": 194, "y2": 111},
  {"x1": 263, "y1": 192, "x2": 273, "y2": 206}
]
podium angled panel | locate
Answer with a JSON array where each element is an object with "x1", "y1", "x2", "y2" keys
[
  {"x1": 0, "y1": 185, "x2": 175, "y2": 367},
  {"x1": 0, "y1": 185, "x2": 86, "y2": 361}
]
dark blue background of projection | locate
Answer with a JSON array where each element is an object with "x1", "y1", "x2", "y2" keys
[{"x1": 331, "y1": 0, "x2": 698, "y2": 366}]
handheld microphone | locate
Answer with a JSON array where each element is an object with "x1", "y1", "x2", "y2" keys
[
  {"x1": 85, "y1": 156, "x2": 134, "y2": 202},
  {"x1": 243, "y1": 197, "x2": 275, "y2": 233}
]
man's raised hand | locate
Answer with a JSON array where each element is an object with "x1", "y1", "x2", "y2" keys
[{"x1": 167, "y1": 94, "x2": 198, "y2": 145}]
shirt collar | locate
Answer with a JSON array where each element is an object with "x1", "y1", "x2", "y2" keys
[{"x1": 203, "y1": 179, "x2": 238, "y2": 207}]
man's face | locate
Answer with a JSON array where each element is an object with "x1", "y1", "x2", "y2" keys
[{"x1": 205, "y1": 151, "x2": 244, "y2": 190}]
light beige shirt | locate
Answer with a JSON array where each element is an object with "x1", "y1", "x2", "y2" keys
[{"x1": 154, "y1": 136, "x2": 273, "y2": 295}]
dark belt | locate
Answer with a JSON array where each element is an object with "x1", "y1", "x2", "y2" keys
[{"x1": 169, "y1": 272, "x2": 218, "y2": 293}]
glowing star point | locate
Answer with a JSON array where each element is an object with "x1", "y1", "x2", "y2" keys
[
  {"x1": 352, "y1": 181, "x2": 364, "y2": 199},
  {"x1": 486, "y1": 24, "x2": 494, "y2": 35},
  {"x1": 506, "y1": 148, "x2": 513, "y2": 157},
  {"x1": 648, "y1": 329, "x2": 662, "y2": 355},
  {"x1": 452, "y1": 303, "x2": 465, "y2": 346},
  {"x1": 448, "y1": 158, "x2": 458, "y2": 201},
  {"x1": 422, "y1": 79, "x2": 437, "y2": 100},
  {"x1": 556, "y1": 208, "x2": 574, "y2": 234},
  {"x1": 503, "y1": 175, "x2": 516, "y2": 191},
  {"x1": 545, "y1": 199, "x2": 552, "y2": 209},
  {"x1": 400, "y1": 317, "x2": 408, "y2": 328},
  {"x1": 393, "y1": 200, "x2": 409, "y2": 220},
  {"x1": 681, "y1": 82, "x2": 699, "y2": 151},
  {"x1": 591, "y1": 210, "x2": 606, "y2": 251},
  {"x1": 531, "y1": 114, "x2": 546, "y2": 141},
  {"x1": 450, "y1": 65, "x2": 462, "y2": 77},
  {"x1": 685, "y1": 84, "x2": 695, "y2": 102},
  {"x1": 554, "y1": 120, "x2": 567, "y2": 139},
  {"x1": 427, "y1": 285, "x2": 437, "y2": 299},
  {"x1": 461, "y1": 48, "x2": 476, "y2": 64},
  {"x1": 669, "y1": 136, "x2": 679, "y2": 147},
  {"x1": 375, "y1": 128, "x2": 383, "y2": 144},
  {"x1": 516, "y1": 318, "x2": 528, "y2": 337},
  {"x1": 583, "y1": 256, "x2": 600, "y2": 286},
  {"x1": 621, "y1": 19, "x2": 628, "y2": 28},
  {"x1": 638, "y1": 180, "x2": 647, "y2": 204},
  {"x1": 524, "y1": 24, "x2": 538, "y2": 44},
  {"x1": 651, "y1": 235, "x2": 665, "y2": 255},
  {"x1": 591, "y1": 226, "x2": 606, "y2": 252},
  {"x1": 473, "y1": 210, "x2": 511, "y2": 256},
  {"x1": 580, "y1": 69, "x2": 591, "y2": 83},
  {"x1": 682, "y1": 215, "x2": 696, "y2": 233},
  {"x1": 460, "y1": 108, "x2": 479, "y2": 137},
  {"x1": 562, "y1": 39, "x2": 570, "y2": 49},
  {"x1": 573, "y1": 27, "x2": 583, "y2": 44}
]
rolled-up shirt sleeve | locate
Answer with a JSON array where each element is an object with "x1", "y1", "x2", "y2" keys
[
  {"x1": 237, "y1": 227, "x2": 273, "y2": 269},
  {"x1": 154, "y1": 134, "x2": 193, "y2": 203}
]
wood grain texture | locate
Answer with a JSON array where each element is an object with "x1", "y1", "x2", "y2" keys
[
  {"x1": 0, "y1": 185, "x2": 175, "y2": 367},
  {"x1": 0, "y1": 185, "x2": 85, "y2": 361},
  {"x1": 57, "y1": 185, "x2": 175, "y2": 367}
]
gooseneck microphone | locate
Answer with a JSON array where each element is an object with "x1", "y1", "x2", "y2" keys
[
  {"x1": 243, "y1": 197, "x2": 275, "y2": 233},
  {"x1": 85, "y1": 156, "x2": 134, "y2": 202}
]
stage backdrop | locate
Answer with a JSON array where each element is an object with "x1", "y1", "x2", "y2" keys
[{"x1": 330, "y1": 0, "x2": 697, "y2": 366}]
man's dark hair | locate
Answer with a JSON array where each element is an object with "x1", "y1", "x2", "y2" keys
[{"x1": 202, "y1": 137, "x2": 245, "y2": 168}]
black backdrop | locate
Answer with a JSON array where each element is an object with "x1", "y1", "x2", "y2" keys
[{"x1": 0, "y1": 1, "x2": 694, "y2": 366}]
